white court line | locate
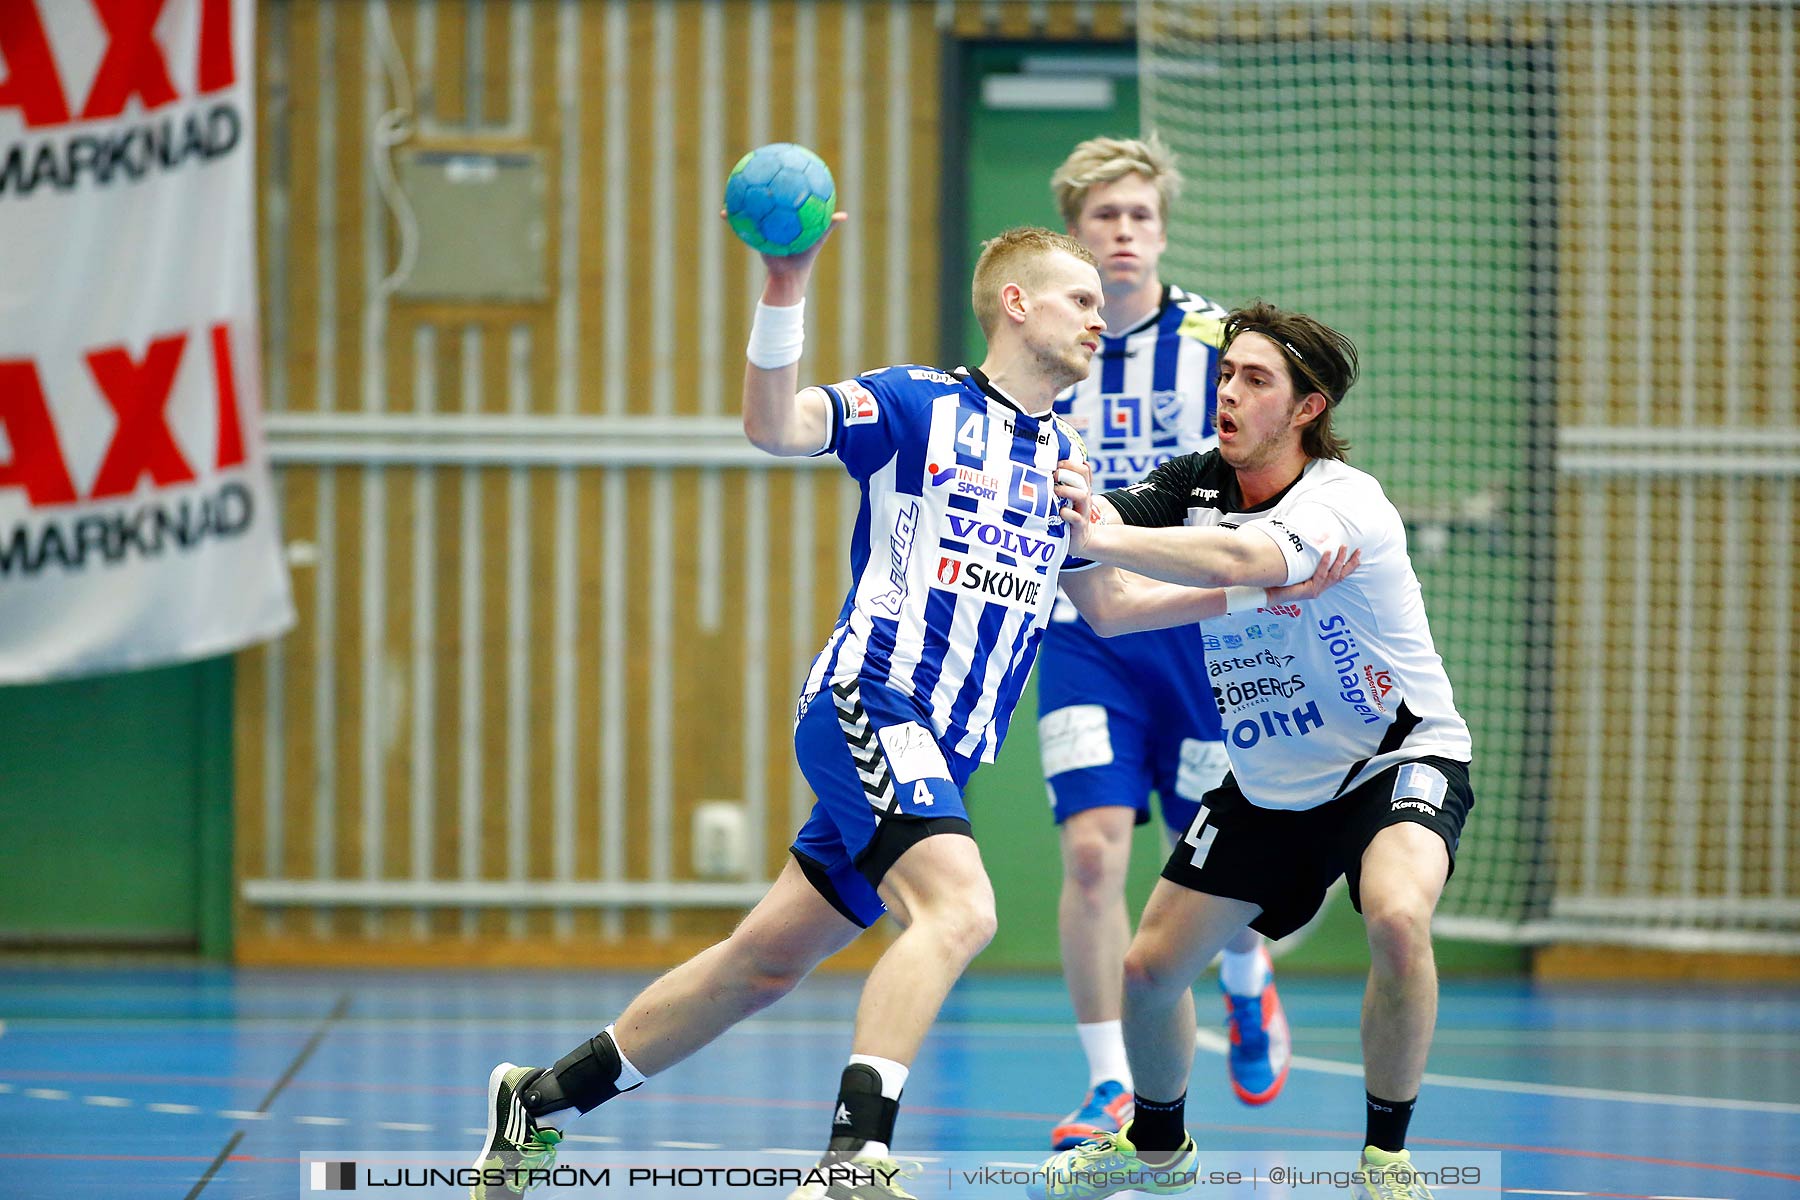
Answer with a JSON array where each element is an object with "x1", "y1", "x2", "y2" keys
[
  {"x1": 83, "y1": 1095, "x2": 131, "y2": 1107},
  {"x1": 0, "y1": 1083, "x2": 12, "y2": 1094},
  {"x1": 727, "y1": 1018, "x2": 1800, "y2": 1053},
  {"x1": 1192, "y1": 1027, "x2": 1800, "y2": 1116},
  {"x1": 562, "y1": 1133, "x2": 621, "y2": 1145},
  {"x1": 296, "y1": 1115, "x2": 348, "y2": 1126},
  {"x1": 377, "y1": 1121, "x2": 436, "y2": 1132},
  {"x1": 218, "y1": 1109, "x2": 270, "y2": 1121},
  {"x1": 24, "y1": 1088, "x2": 68, "y2": 1100},
  {"x1": 148, "y1": 1103, "x2": 200, "y2": 1114},
  {"x1": 655, "y1": 1140, "x2": 722, "y2": 1150},
  {"x1": 13, "y1": 1014, "x2": 1796, "y2": 1054}
]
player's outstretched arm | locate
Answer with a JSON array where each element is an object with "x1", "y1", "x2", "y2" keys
[
  {"x1": 1062, "y1": 546, "x2": 1358, "y2": 636},
  {"x1": 1073, "y1": 517, "x2": 1293, "y2": 589},
  {"x1": 736, "y1": 210, "x2": 846, "y2": 457}
]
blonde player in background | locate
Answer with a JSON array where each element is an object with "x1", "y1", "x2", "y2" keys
[{"x1": 1036, "y1": 135, "x2": 1291, "y2": 1152}]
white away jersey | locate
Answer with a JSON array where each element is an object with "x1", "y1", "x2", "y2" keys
[
  {"x1": 799, "y1": 365, "x2": 1095, "y2": 764},
  {"x1": 1107, "y1": 451, "x2": 1473, "y2": 808}
]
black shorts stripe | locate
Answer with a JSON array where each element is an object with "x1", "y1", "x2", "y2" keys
[
  {"x1": 789, "y1": 848, "x2": 873, "y2": 928},
  {"x1": 1333, "y1": 700, "x2": 1422, "y2": 799}
]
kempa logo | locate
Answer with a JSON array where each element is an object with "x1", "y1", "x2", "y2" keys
[
  {"x1": 310, "y1": 1161, "x2": 355, "y2": 1191},
  {"x1": 834, "y1": 1102, "x2": 853, "y2": 1126}
]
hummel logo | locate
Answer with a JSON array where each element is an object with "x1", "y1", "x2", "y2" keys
[{"x1": 833, "y1": 1103, "x2": 853, "y2": 1126}]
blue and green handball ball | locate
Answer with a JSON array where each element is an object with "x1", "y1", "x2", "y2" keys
[{"x1": 724, "y1": 142, "x2": 836, "y2": 256}]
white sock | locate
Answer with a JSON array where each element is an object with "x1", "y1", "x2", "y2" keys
[
  {"x1": 1076, "y1": 1020, "x2": 1132, "y2": 1090},
  {"x1": 1219, "y1": 947, "x2": 1269, "y2": 997},
  {"x1": 606, "y1": 1024, "x2": 649, "y2": 1090},
  {"x1": 847, "y1": 1053, "x2": 909, "y2": 1100}
]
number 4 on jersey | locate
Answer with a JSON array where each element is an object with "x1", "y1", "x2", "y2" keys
[
  {"x1": 912, "y1": 780, "x2": 935, "y2": 807},
  {"x1": 956, "y1": 413, "x2": 987, "y2": 458}
]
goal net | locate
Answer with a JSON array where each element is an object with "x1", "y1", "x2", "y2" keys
[{"x1": 1141, "y1": 0, "x2": 1798, "y2": 952}]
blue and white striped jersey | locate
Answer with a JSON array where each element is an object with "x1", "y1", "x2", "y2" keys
[
  {"x1": 798, "y1": 364, "x2": 1095, "y2": 764},
  {"x1": 1055, "y1": 284, "x2": 1227, "y2": 494},
  {"x1": 1041, "y1": 284, "x2": 1232, "y2": 745}
]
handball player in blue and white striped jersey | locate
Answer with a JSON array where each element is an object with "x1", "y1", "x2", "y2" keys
[
  {"x1": 467, "y1": 216, "x2": 1354, "y2": 1200},
  {"x1": 1037, "y1": 136, "x2": 1294, "y2": 1153}
]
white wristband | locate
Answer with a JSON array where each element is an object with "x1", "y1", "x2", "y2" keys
[
  {"x1": 747, "y1": 299, "x2": 805, "y2": 369},
  {"x1": 1223, "y1": 585, "x2": 1268, "y2": 615}
]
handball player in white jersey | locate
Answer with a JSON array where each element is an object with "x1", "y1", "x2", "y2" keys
[
  {"x1": 1037, "y1": 135, "x2": 1293, "y2": 1153},
  {"x1": 465, "y1": 225, "x2": 1354, "y2": 1200},
  {"x1": 1034, "y1": 301, "x2": 1475, "y2": 1200}
]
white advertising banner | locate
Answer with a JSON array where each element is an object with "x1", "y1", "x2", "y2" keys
[{"x1": 0, "y1": 0, "x2": 293, "y2": 683}]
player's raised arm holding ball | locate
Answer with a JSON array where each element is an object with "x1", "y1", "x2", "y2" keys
[{"x1": 731, "y1": 143, "x2": 847, "y2": 457}]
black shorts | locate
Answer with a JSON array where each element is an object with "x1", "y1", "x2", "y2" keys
[{"x1": 1159, "y1": 756, "x2": 1475, "y2": 940}]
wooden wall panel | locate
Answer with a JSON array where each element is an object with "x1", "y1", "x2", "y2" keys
[
  {"x1": 1549, "y1": 3, "x2": 1798, "y2": 935},
  {"x1": 238, "y1": 0, "x2": 1135, "y2": 965}
]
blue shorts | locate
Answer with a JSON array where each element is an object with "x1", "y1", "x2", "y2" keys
[
  {"x1": 1037, "y1": 615, "x2": 1226, "y2": 833},
  {"x1": 790, "y1": 678, "x2": 980, "y2": 927}
]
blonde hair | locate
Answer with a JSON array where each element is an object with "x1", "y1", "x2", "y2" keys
[
  {"x1": 1050, "y1": 132, "x2": 1183, "y2": 229},
  {"x1": 970, "y1": 227, "x2": 1097, "y2": 340}
]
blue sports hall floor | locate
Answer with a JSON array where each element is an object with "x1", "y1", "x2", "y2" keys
[{"x1": 1, "y1": 966, "x2": 1795, "y2": 1198}]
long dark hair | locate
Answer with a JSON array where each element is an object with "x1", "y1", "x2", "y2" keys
[{"x1": 1222, "y1": 301, "x2": 1359, "y2": 461}]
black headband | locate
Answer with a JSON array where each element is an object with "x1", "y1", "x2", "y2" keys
[{"x1": 1233, "y1": 323, "x2": 1341, "y2": 406}]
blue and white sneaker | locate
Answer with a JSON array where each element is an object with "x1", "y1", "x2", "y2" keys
[
  {"x1": 1050, "y1": 1079, "x2": 1133, "y2": 1150},
  {"x1": 1222, "y1": 947, "x2": 1291, "y2": 1105}
]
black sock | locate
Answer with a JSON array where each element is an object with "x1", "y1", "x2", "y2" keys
[
  {"x1": 1128, "y1": 1092, "x2": 1188, "y2": 1162},
  {"x1": 825, "y1": 1064, "x2": 901, "y2": 1155},
  {"x1": 1364, "y1": 1092, "x2": 1416, "y2": 1152},
  {"x1": 522, "y1": 1030, "x2": 640, "y2": 1117}
]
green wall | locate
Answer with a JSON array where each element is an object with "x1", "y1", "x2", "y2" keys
[
  {"x1": 948, "y1": 40, "x2": 1527, "y2": 974},
  {"x1": 0, "y1": 656, "x2": 233, "y2": 957}
]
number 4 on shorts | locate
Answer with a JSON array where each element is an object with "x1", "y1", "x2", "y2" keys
[{"x1": 1183, "y1": 809, "x2": 1218, "y2": 867}]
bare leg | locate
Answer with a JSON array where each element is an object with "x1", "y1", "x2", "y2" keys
[
  {"x1": 1058, "y1": 806, "x2": 1138, "y2": 1023},
  {"x1": 610, "y1": 858, "x2": 863, "y2": 1074},
  {"x1": 1121, "y1": 882, "x2": 1260, "y2": 1101},
  {"x1": 847, "y1": 833, "x2": 997, "y2": 1061},
  {"x1": 1357, "y1": 823, "x2": 1450, "y2": 1101}
]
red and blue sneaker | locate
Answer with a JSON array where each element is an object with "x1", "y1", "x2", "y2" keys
[
  {"x1": 1222, "y1": 949, "x2": 1291, "y2": 1105},
  {"x1": 1050, "y1": 1079, "x2": 1134, "y2": 1150}
]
